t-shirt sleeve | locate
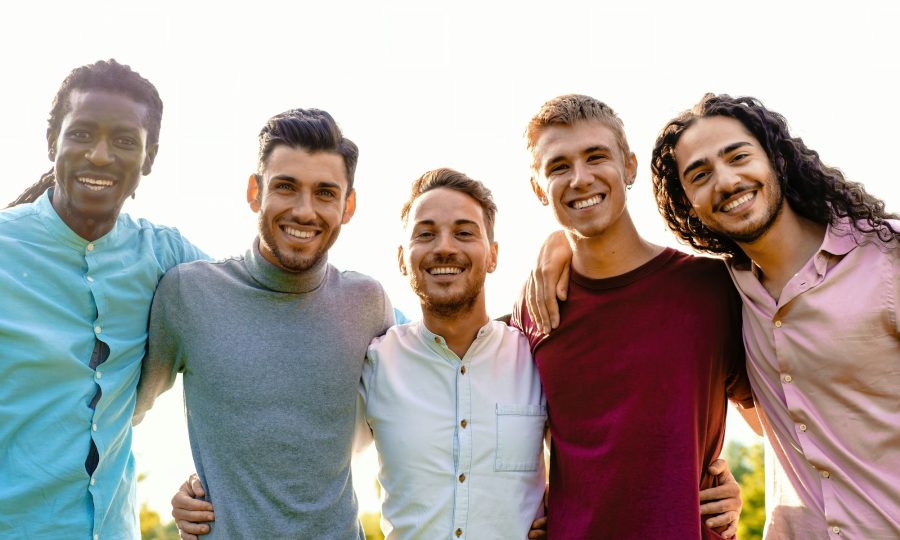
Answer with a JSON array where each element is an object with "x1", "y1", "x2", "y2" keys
[
  {"x1": 723, "y1": 286, "x2": 754, "y2": 409},
  {"x1": 133, "y1": 267, "x2": 188, "y2": 425}
]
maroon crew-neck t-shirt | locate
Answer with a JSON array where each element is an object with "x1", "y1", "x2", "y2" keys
[{"x1": 512, "y1": 248, "x2": 753, "y2": 539}]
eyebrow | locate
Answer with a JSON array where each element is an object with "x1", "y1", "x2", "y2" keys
[
  {"x1": 414, "y1": 219, "x2": 480, "y2": 228},
  {"x1": 681, "y1": 141, "x2": 752, "y2": 178},
  {"x1": 544, "y1": 144, "x2": 614, "y2": 170},
  {"x1": 268, "y1": 176, "x2": 343, "y2": 191}
]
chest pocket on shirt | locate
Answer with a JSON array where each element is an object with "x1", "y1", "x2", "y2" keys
[{"x1": 495, "y1": 403, "x2": 547, "y2": 472}]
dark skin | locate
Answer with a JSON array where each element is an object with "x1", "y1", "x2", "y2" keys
[{"x1": 48, "y1": 89, "x2": 157, "y2": 241}]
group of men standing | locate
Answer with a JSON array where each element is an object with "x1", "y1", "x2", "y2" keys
[{"x1": 1, "y1": 59, "x2": 897, "y2": 540}]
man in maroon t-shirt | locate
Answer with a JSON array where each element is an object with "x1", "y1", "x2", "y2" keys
[{"x1": 511, "y1": 94, "x2": 759, "y2": 539}]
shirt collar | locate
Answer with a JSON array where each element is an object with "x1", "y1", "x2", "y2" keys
[
  {"x1": 419, "y1": 318, "x2": 496, "y2": 358},
  {"x1": 35, "y1": 188, "x2": 120, "y2": 250},
  {"x1": 245, "y1": 236, "x2": 328, "y2": 294}
]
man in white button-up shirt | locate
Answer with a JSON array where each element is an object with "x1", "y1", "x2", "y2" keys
[{"x1": 358, "y1": 168, "x2": 547, "y2": 539}]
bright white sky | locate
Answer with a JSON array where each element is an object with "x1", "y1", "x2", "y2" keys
[{"x1": 3, "y1": 0, "x2": 898, "y2": 519}]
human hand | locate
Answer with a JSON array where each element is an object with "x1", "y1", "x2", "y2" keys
[
  {"x1": 525, "y1": 230, "x2": 571, "y2": 334},
  {"x1": 171, "y1": 473, "x2": 214, "y2": 540}
]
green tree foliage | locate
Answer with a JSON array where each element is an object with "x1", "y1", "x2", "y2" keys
[
  {"x1": 724, "y1": 441, "x2": 765, "y2": 540},
  {"x1": 140, "y1": 503, "x2": 180, "y2": 540}
]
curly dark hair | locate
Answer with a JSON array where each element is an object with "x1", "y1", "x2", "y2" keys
[
  {"x1": 7, "y1": 59, "x2": 162, "y2": 208},
  {"x1": 651, "y1": 93, "x2": 899, "y2": 261}
]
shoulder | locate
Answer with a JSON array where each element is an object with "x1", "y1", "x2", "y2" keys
[
  {"x1": 158, "y1": 255, "x2": 244, "y2": 292},
  {"x1": 327, "y1": 267, "x2": 389, "y2": 304},
  {"x1": 369, "y1": 321, "x2": 416, "y2": 354},
  {"x1": 0, "y1": 201, "x2": 40, "y2": 229},
  {"x1": 664, "y1": 249, "x2": 732, "y2": 286},
  {"x1": 117, "y1": 214, "x2": 208, "y2": 264}
]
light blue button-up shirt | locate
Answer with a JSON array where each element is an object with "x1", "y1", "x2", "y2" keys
[
  {"x1": 0, "y1": 191, "x2": 206, "y2": 539},
  {"x1": 360, "y1": 320, "x2": 547, "y2": 540}
]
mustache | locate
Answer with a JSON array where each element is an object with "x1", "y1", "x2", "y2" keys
[
  {"x1": 425, "y1": 254, "x2": 467, "y2": 267},
  {"x1": 715, "y1": 182, "x2": 757, "y2": 206}
]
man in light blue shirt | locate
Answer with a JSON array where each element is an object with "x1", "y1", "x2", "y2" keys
[
  {"x1": 0, "y1": 60, "x2": 205, "y2": 539},
  {"x1": 359, "y1": 168, "x2": 547, "y2": 539}
]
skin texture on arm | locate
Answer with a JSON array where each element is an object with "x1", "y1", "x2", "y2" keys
[
  {"x1": 526, "y1": 230, "x2": 572, "y2": 334},
  {"x1": 132, "y1": 270, "x2": 185, "y2": 426},
  {"x1": 738, "y1": 406, "x2": 764, "y2": 436}
]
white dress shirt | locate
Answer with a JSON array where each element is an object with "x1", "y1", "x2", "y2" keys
[{"x1": 359, "y1": 320, "x2": 546, "y2": 540}]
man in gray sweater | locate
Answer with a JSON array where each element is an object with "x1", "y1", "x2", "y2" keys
[{"x1": 134, "y1": 108, "x2": 393, "y2": 539}]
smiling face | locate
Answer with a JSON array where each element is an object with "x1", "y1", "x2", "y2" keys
[
  {"x1": 49, "y1": 89, "x2": 156, "y2": 239},
  {"x1": 530, "y1": 120, "x2": 637, "y2": 240},
  {"x1": 675, "y1": 116, "x2": 784, "y2": 244},
  {"x1": 400, "y1": 187, "x2": 498, "y2": 319},
  {"x1": 248, "y1": 145, "x2": 356, "y2": 272}
]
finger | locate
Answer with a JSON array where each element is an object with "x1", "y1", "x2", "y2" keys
[
  {"x1": 172, "y1": 491, "x2": 214, "y2": 512},
  {"x1": 532, "y1": 267, "x2": 551, "y2": 334},
  {"x1": 549, "y1": 261, "x2": 569, "y2": 329},
  {"x1": 530, "y1": 516, "x2": 547, "y2": 528},
  {"x1": 172, "y1": 507, "x2": 215, "y2": 523},
  {"x1": 176, "y1": 518, "x2": 210, "y2": 537},
  {"x1": 719, "y1": 521, "x2": 738, "y2": 539},
  {"x1": 179, "y1": 530, "x2": 199, "y2": 540},
  {"x1": 700, "y1": 495, "x2": 741, "y2": 516},
  {"x1": 705, "y1": 510, "x2": 737, "y2": 529},
  {"x1": 557, "y1": 260, "x2": 570, "y2": 301},
  {"x1": 699, "y1": 482, "x2": 740, "y2": 502},
  {"x1": 707, "y1": 458, "x2": 726, "y2": 476},
  {"x1": 189, "y1": 473, "x2": 206, "y2": 497},
  {"x1": 527, "y1": 531, "x2": 547, "y2": 539}
]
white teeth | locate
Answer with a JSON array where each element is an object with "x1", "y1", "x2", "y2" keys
[
  {"x1": 572, "y1": 195, "x2": 602, "y2": 210},
  {"x1": 429, "y1": 267, "x2": 463, "y2": 275},
  {"x1": 78, "y1": 177, "x2": 114, "y2": 191},
  {"x1": 721, "y1": 192, "x2": 755, "y2": 212},
  {"x1": 284, "y1": 227, "x2": 315, "y2": 239}
]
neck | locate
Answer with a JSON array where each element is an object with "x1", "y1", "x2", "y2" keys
[
  {"x1": 421, "y1": 297, "x2": 490, "y2": 359},
  {"x1": 50, "y1": 189, "x2": 117, "y2": 242},
  {"x1": 738, "y1": 205, "x2": 827, "y2": 299},
  {"x1": 569, "y1": 211, "x2": 664, "y2": 279}
]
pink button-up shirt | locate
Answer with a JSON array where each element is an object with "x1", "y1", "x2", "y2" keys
[{"x1": 729, "y1": 219, "x2": 900, "y2": 540}]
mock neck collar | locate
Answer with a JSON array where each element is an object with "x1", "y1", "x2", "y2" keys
[{"x1": 245, "y1": 237, "x2": 328, "y2": 294}]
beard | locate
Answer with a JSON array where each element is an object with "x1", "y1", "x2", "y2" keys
[
  {"x1": 410, "y1": 255, "x2": 483, "y2": 319},
  {"x1": 711, "y1": 183, "x2": 785, "y2": 244},
  {"x1": 258, "y1": 214, "x2": 334, "y2": 272}
]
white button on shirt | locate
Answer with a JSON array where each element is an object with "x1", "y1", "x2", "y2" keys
[{"x1": 359, "y1": 320, "x2": 546, "y2": 540}]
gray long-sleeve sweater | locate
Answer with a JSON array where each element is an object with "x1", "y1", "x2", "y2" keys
[{"x1": 136, "y1": 240, "x2": 393, "y2": 539}]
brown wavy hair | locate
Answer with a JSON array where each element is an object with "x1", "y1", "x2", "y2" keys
[{"x1": 651, "y1": 93, "x2": 899, "y2": 261}]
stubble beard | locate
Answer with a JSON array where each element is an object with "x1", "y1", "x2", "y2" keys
[{"x1": 258, "y1": 215, "x2": 334, "y2": 272}]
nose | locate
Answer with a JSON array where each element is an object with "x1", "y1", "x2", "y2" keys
[
  {"x1": 570, "y1": 160, "x2": 592, "y2": 189},
  {"x1": 289, "y1": 190, "x2": 317, "y2": 222},
  {"x1": 85, "y1": 138, "x2": 114, "y2": 166},
  {"x1": 713, "y1": 164, "x2": 743, "y2": 194},
  {"x1": 433, "y1": 231, "x2": 459, "y2": 255}
]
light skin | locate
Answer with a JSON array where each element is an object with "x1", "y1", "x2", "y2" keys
[
  {"x1": 49, "y1": 89, "x2": 157, "y2": 241},
  {"x1": 399, "y1": 187, "x2": 497, "y2": 358},
  {"x1": 526, "y1": 118, "x2": 749, "y2": 536},
  {"x1": 247, "y1": 145, "x2": 356, "y2": 273},
  {"x1": 170, "y1": 186, "x2": 548, "y2": 539},
  {"x1": 674, "y1": 116, "x2": 827, "y2": 300}
]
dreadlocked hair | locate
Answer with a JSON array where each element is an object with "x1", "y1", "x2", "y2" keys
[
  {"x1": 651, "y1": 93, "x2": 899, "y2": 262},
  {"x1": 7, "y1": 59, "x2": 162, "y2": 208}
]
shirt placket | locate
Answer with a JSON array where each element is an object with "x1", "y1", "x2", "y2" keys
[
  {"x1": 452, "y1": 349, "x2": 472, "y2": 540},
  {"x1": 84, "y1": 240, "x2": 105, "y2": 540},
  {"x1": 774, "y1": 254, "x2": 844, "y2": 538}
]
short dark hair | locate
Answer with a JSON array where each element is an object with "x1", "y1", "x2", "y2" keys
[
  {"x1": 9, "y1": 59, "x2": 162, "y2": 207},
  {"x1": 400, "y1": 168, "x2": 498, "y2": 242},
  {"x1": 256, "y1": 108, "x2": 358, "y2": 192},
  {"x1": 652, "y1": 93, "x2": 899, "y2": 260}
]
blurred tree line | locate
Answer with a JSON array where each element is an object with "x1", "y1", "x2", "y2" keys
[{"x1": 140, "y1": 442, "x2": 764, "y2": 540}]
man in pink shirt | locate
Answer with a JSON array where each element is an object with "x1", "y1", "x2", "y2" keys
[{"x1": 651, "y1": 94, "x2": 900, "y2": 539}]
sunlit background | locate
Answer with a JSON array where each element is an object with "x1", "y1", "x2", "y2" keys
[{"x1": 3, "y1": 1, "x2": 898, "y2": 537}]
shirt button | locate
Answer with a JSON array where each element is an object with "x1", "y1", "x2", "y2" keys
[
  {"x1": 94, "y1": 326, "x2": 102, "y2": 334},
  {"x1": 832, "y1": 526, "x2": 841, "y2": 534},
  {"x1": 90, "y1": 478, "x2": 96, "y2": 486},
  {"x1": 799, "y1": 423, "x2": 807, "y2": 432},
  {"x1": 87, "y1": 276, "x2": 94, "y2": 283},
  {"x1": 460, "y1": 419, "x2": 468, "y2": 428},
  {"x1": 822, "y1": 470, "x2": 831, "y2": 479},
  {"x1": 783, "y1": 374, "x2": 793, "y2": 383},
  {"x1": 87, "y1": 243, "x2": 94, "y2": 252},
  {"x1": 95, "y1": 371, "x2": 102, "y2": 380},
  {"x1": 455, "y1": 529, "x2": 462, "y2": 537},
  {"x1": 92, "y1": 423, "x2": 98, "y2": 432},
  {"x1": 434, "y1": 336, "x2": 440, "y2": 344},
  {"x1": 94, "y1": 535, "x2": 99, "y2": 540},
  {"x1": 458, "y1": 473, "x2": 466, "y2": 483},
  {"x1": 774, "y1": 320, "x2": 782, "y2": 328},
  {"x1": 460, "y1": 366, "x2": 466, "y2": 375}
]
